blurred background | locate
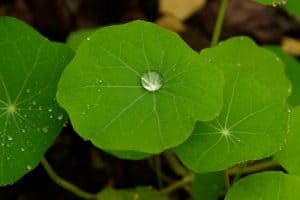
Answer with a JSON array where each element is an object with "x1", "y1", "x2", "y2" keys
[{"x1": 0, "y1": 0, "x2": 299, "y2": 199}]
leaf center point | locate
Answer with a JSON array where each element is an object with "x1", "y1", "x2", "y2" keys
[{"x1": 7, "y1": 104, "x2": 17, "y2": 114}]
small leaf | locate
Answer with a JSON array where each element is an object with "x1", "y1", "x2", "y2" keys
[
  {"x1": 276, "y1": 106, "x2": 300, "y2": 177},
  {"x1": 97, "y1": 187, "x2": 168, "y2": 200},
  {"x1": 254, "y1": 0, "x2": 288, "y2": 6},
  {"x1": 265, "y1": 45, "x2": 300, "y2": 106},
  {"x1": 176, "y1": 36, "x2": 290, "y2": 173},
  {"x1": 57, "y1": 20, "x2": 224, "y2": 153},
  {"x1": 284, "y1": 0, "x2": 300, "y2": 17},
  {"x1": 192, "y1": 172, "x2": 225, "y2": 200},
  {"x1": 0, "y1": 17, "x2": 74, "y2": 185},
  {"x1": 225, "y1": 172, "x2": 300, "y2": 200},
  {"x1": 66, "y1": 28, "x2": 95, "y2": 51}
]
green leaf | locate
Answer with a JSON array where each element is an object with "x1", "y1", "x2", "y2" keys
[
  {"x1": 97, "y1": 187, "x2": 168, "y2": 200},
  {"x1": 284, "y1": 0, "x2": 300, "y2": 17},
  {"x1": 276, "y1": 106, "x2": 300, "y2": 177},
  {"x1": 254, "y1": 0, "x2": 288, "y2": 6},
  {"x1": 265, "y1": 45, "x2": 300, "y2": 106},
  {"x1": 175, "y1": 36, "x2": 290, "y2": 173},
  {"x1": 57, "y1": 20, "x2": 224, "y2": 153},
  {"x1": 225, "y1": 171, "x2": 300, "y2": 200},
  {"x1": 105, "y1": 150, "x2": 151, "y2": 160},
  {"x1": 0, "y1": 17, "x2": 74, "y2": 185},
  {"x1": 192, "y1": 172, "x2": 225, "y2": 200},
  {"x1": 66, "y1": 28, "x2": 152, "y2": 160},
  {"x1": 66, "y1": 28, "x2": 95, "y2": 51}
]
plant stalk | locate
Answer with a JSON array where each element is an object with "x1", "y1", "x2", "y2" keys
[
  {"x1": 160, "y1": 173, "x2": 194, "y2": 194},
  {"x1": 40, "y1": 157, "x2": 98, "y2": 200},
  {"x1": 210, "y1": 0, "x2": 229, "y2": 47}
]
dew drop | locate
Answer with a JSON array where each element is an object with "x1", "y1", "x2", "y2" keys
[
  {"x1": 57, "y1": 115, "x2": 63, "y2": 121},
  {"x1": 21, "y1": 129, "x2": 26, "y2": 133},
  {"x1": 86, "y1": 37, "x2": 91, "y2": 41},
  {"x1": 32, "y1": 101, "x2": 37, "y2": 105},
  {"x1": 26, "y1": 88, "x2": 31, "y2": 93},
  {"x1": 7, "y1": 136, "x2": 13, "y2": 141},
  {"x1": 42, "y1": 127, "x2": 48, "y2": 133},
  {"x1": 48, "y1": 108, "x2": 53, "y2": 112},
  {"x1": 26, "y1": 165, "x2": 32, "y2": 170},
  {"x1": 49, "y1": 115, "x2": 53, "y2": 119},
  {"x1": 141, "y1": 71, "x2": 163, "y2": 92},
  {"x1": 38, "y1": 106, "x2": 43, "y2": 111},
  {"x1": 21, "y1": 147, "x2": 25, "y2": 152}
]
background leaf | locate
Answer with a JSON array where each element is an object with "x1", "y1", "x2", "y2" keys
[
  {"x1": 276, "y1": 106, "x2": 300, "y2": 177},
  {"x1": 254, "y1": 0, "x2": 288, "y2": 6},
  {"x1": 0, "y1": 17, "x2": 74, "y2": 185},
  {"x1": 66, "y1": 28, "x2": 95, "y2": 51},
  {"x1": 225, "y1": 171, "x2": 300, "y2": 200},
  {"x1": 57, "y1": 20, "x2": 224, "y2": 153},
  {"x1": 97, "y1": 187, "x2": 168, "y2": 200},
  {"x1": 284, "y1": 0, "x2": 300, "y2": 17},
  {"x1": 176, "y1": 36, "x2": 290, "y2": 173},
  {"x1": 192, "y1": 172, "x2": 225, "y2": 200}
]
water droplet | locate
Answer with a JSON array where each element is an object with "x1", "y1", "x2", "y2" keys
[
  {"x1": 32, "y1": 101, "x2": 37, "y2": 105},
  {"x1": 21, "y1": 129, "x2": 26, "y2": 133},
  {"x1": 42, "y1": 127, "x2": 48, "y2": 133},
  {"x1": 48, "y1": 108, "x2": 53, "y2": 112},
  {"x1": 7, "y1": 156, "x2": 10, "y2": 160},
  {"x1": 49, "y1": 115, "x2": 53, "y2": 119},
  {"x1": 141, "y1": 71, "x2": 163, "y2": 92},
  {"x1": 26, "y1": 88, "x2": 31, "y2": 93},
  {"x1": 38, "y1": 106, "x2": 43, "y2": 110},
  {"x1": 57, "y1": 115, "x2": 63, "y2": 121},
  {"x1": 86, "y1": 37, "x2": 90, "y2": 41},
  {"x1": 26, "y1": 165, "x2": 32, "y2": 170},
  {"x1": 1, "y1": 143, "x2": 4, "y2": 146},
  {"x1": 21, "y1": 147, "x2": 25, "y2": 152},
  {"x1": 7, "y1": 136, "x2": 13, "y2": 141}
]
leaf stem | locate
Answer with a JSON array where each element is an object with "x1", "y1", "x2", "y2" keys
[
  {"x1": 163, "y1": 151, "x2": 189, "y2": 177},
  {"x1": 154, "y1": 155, "x2": 163, "y2": 188},
  {"x1": 40, "y1": 157, "x2": 98, "y2": 200},
  {"x1": 160, "y1": 173, "x2": 194, "y2": 194},
  {"x1": 224, "y1": 169, "x2": 231, "y2": 192},
  {"x1": 228, "y1": 159, "x2": 280, "y2": 175},
  {"x1": 210, "y1": 0, "x2": 229, "y2": 47}
]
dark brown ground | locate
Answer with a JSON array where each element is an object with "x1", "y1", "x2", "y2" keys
[{"x1": 0, "y1": 0, "x2": 299, "y2": 199}]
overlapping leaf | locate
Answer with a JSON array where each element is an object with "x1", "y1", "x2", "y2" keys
[
  {"x1": 57, "y1": 20, "x2": 224, "y2": 153},
  {"x1": 0, "y1": 17, "x2": 74, "y2": 185},
  {"x1": 276, "y1": 106, "x2": 300, "y2": 177},
  {"x1": 225, "y1": 172, "x2": 300, "y2": 200},
  {"x1": 176, "y1": 37, "x2": 290, "y2": 173},
  {"x1": 266, "y1": 46, "x2": 300, "y2": 106}
]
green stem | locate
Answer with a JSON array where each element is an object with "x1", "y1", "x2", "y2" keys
[
  {"x1": 224, "y1": 169, "x2": 231, "y2": 192},
  {"x1": 164, "y1": 151, "x2": 189, "y2": 177},
  {"x1": 210, "y1": 0, "x2": 229, "y2": 47},
  {"x1": 154, "y1": 155, "x2": 163, "y2": 188},
  {"x1": 40, "y1": 157, "x2": 98, "y2": 200},
  {"x1": 160, "y1": 173, "x2": 194, "y2": 194},
  {"x1": 229, "y1": 159, "x2": 280, "y2": 175}
]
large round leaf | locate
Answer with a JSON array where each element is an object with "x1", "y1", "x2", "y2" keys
[
  {"x1": 176, "y1": 36, "x2": 290, "y2": 173},
  {"x1": 276, "y1": 106, "x2": 300, "y2": 177},
  {"x1": 0, "y1": 17, "x2": 74, "y2": 185},
  {"x1": 225, "y1": 172, "x2": 300, "y2": 200},
  {"x1": 266, "y1": 46, "x2": 300, "y2": 107},
  {"x1": 57, "y1": 20, "x2": 224, "y2": 153}
]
